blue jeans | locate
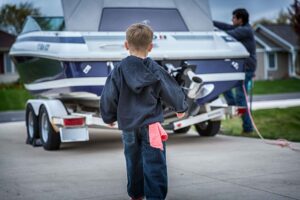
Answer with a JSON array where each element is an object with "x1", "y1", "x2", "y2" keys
[
  {"x1": 122, "y1": 126, "x2": 167, "y2": 200},
  {"x1": 224, "y1": 71, "x2": 254, "y2": 132}
]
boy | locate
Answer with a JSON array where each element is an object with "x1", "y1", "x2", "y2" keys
[{"x1": 100, "y1": 23, "x2": 188, "y2": 200}]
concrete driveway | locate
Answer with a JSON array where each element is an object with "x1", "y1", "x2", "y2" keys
[{"x1": 0, "y1": 122, "x2": 300, "y2": 200}]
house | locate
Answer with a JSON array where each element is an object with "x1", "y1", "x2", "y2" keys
[
  {"x1": 0, "y1": 29, "x2": 18, "y2": 83},
  {"x1": 254, "y1": 24, "x2": 300, "y2": 80}
]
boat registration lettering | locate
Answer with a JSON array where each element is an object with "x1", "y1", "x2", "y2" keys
[{"x1": 37, "y1": 43, "x2": 50, "y2": 51}]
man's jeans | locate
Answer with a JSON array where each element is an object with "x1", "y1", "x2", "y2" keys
[
  {"x1": 224, "y1": 71, "x2": 254, "y2": 132},
  {"x1": 122, "y1": 126, "x2": 167, "y2": 200}
]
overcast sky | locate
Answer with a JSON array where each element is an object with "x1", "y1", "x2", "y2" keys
[{"x1": 0, "y1": 0, "x2": 294, "y2": 24}]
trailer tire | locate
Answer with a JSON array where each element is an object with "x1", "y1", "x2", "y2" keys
[
  {"x1": 25, "y1": 104, "x2": 39, "y2": 144},
  {"x1": 174, "y1": 126, "x2": 190, "y2": 134},
  {"x1": 39, "y1": 105, "x2": 61, "y2": 150},
  {"x1": 195, "y1": 120, "x2": 221, "y2": 137}
]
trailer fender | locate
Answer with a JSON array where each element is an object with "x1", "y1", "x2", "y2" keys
[{"x1": 26, "y1": 99, "x2": 68, "y2": 119}]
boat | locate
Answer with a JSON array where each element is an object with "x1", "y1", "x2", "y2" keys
[
  {"x1": 9, "y1": 0, "x2": 249, "y2": 150},
  {"x1": 10, "y1": 0, "x2": 248, "y2": 103}
]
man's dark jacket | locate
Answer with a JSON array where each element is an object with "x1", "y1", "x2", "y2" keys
[
  {"x1": 213, "y1": 21, "x2": 257, "y2": 73},
  {"x1": 100, "y1": 55, "x2": 188, "y2": 131}
]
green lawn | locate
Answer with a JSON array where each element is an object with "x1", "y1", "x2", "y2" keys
[
  {"x1": 253, "y1": 78, "x2": 300, "y2": 95},
  {"x1": 0, "y1": 88, "x2": 33, "y2": 111},
  {"x1": 221, "y1": 106, "x2": 300, "y2": 142},
  {"x1": 220, "y1": 78, "x2": 300, "y2": 142}
]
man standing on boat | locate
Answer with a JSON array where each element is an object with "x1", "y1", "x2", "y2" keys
[{"x1": 213, "y1": 8, "x2": 257, "y2": 134}]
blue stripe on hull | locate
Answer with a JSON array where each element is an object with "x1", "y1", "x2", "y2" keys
[
  {"x1": 196, "y1": 80, "x2": 242, "y2": 104},
  {"x1": 64, "y1": 61, "x2": 111, "y2": 78},
  {"x1": 188, "y1": 59, "x2": 245, "y2": 74},
  {"x1": 14, "y1": 58, "x2": 111, "y2": 96},
  {"x1": 187, "y1": 59, "x2": 245, "y2": 105},
  {"x1": 20, "y1": 56, "x2": 245, "y2": 106}
]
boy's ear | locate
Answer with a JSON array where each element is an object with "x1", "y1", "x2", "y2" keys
[
  {"x1": 124, "y1": 41, "x2": 129, "y2": 50},
  {"x1": 148, "y1": 43, "x2": 153, "y2": 52}
]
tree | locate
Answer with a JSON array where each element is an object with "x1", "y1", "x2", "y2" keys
[
  {"x1": 0, "y1": 2, "x2": 41, "y2": 34},
  {"x1": 276, "y1": 9, "x2": 290, "y2": 24},
  {"x1": 288, "y1": 0, "x2": 300, "y2": 35},
  {"x1": 253, "y1": 9, "x2": 290, "y2": 28},
  {"x1": 252, "y1": 18, "x2": 274, "y2": 28}
]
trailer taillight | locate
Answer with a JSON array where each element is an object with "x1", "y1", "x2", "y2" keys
[
  {"x1": 237, "y1": 107, "x2": 247, "y2": 115},
  {"x1": 63, "y1": 117, "x2": 85, "y2": 127}
]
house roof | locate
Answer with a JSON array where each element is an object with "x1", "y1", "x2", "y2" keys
[
  {"x1": 264, "y1": 24, "x2": 300, "y2": 49},
  {"x1": 0, "y1": 30, "x2": 16, "y2": 51},
  {"x1": 255, "y1": 40, "x2": 264, "y2": 49},
  {"x1": 255, "y1": 24, "x2": 300, "y2": 51},
  {"x1": 255, "y1": 31, "x2": 283, "y2": 50}
]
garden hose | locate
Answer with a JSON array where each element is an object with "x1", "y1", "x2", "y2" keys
[
  {"x1": 248, "y1": 79, "x2": 253, "y2": 114},
  {"x1": 242, "y1": 83, "x2": 300, "y2": 152}
]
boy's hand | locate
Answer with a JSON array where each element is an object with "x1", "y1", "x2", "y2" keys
[
  {"x1": 176, "y1": 112, "x2": 185, "y2": 119},
  {"x1": 108, "y1": 122, "x2": 116, "y2": 128}
]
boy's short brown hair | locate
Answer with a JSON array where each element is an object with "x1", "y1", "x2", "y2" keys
[{"x1": 126, "y1": 23, "x2": 153, "y2": 51}]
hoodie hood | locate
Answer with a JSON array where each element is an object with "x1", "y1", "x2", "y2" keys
[{"x1": 120, "y1": 56, "x2": 160, "y2": 93}]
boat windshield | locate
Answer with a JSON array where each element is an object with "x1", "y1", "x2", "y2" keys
[
  {"x1": 99, "y1": 8, "x2": 188, "y2": 32},
  {"x1": 21, "y1": 16, "x2": 65, "y2": 34}
]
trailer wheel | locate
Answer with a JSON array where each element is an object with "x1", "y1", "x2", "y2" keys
[
  {"x1": 39, "y1": 105, "x2": 61, "y2": 150},
  {"x1": 25, "y1": 104, "x2": 39, "y2": 144},
  {"x1": 174, "y1": 126, "x2": 190, "y2": 134},
  {"x1": 195, "y1": 120, "x2": 221, "y2": 137}
]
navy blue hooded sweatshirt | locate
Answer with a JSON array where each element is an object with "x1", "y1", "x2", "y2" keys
[
  {"x1": 100, "y1": 55, "x2": 188, "y2": 131},
  {"x1": 213, "y1": 21, "x2": 257, "y2": 73}
]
